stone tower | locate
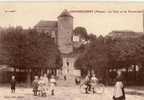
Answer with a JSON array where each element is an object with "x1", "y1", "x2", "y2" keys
[
  {"x1": 57, "y1": 10, "x2": 75, "y2": 78},
  {"x1": 34, "y1": 10, "x2": 81, "y2": 78},
  {"x1": 57, "y1": 9, "x2": 73, "y2": 54}
]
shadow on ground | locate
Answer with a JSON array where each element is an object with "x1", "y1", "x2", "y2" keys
[{"x1": 126, "y1": 91, "x2": 144, "y2": 96}]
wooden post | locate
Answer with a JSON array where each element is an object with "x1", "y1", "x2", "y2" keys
[
  {"x1": 125, "y1": 67, "x2": 129, "y2": 85},
  {"x1": 143, "y1": 13, "x2": 144, "y2": 32},
  {"x1": 105, "y1": 68, "x2": 109, "y2": 86},
  {"x1": 134, "y1": 65, "x2": 137, "y2": 85},
  {"x1": 55, "y1": 69, "x2": 57, "y2": 76},
  {"x1": 26, "y1": 68, "x2": 31, "y2": 87},
  {"x1": 13, "y1": 67, "x2": 16, "y2": 76}
]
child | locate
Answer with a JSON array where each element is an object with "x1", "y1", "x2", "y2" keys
[
  {"x1": 38, "y1": 76, "x2": 46, "y2": 96},
  {"x1": 43, "y1": 73, "x2": 49, "y2": 95},
  {"x1": 84, "y1": 74, "x2": 91, "y2": 94},
  {"x1": 32, "y1": 75, "x2": 39, "y2": 96},
  {"x1": 43, "y1": 73, "x2": 48, "y2": 86},
  {"x1": 50, "y1": 75, "x2": 56, "y2": 95},
  {"x1": 10, "y1": 75, "x2": 16, "y2": 93},
  {"x1": 90, "y1": 74, "x2": 98, "y2": 93}
]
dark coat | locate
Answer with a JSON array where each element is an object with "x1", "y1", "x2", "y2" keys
[
  {"x1": 32, "y1": 80, "x2": 39, "y2": 91},
  {"x1": 10, "y1": 79, "x2": 16, "y2": 89}
]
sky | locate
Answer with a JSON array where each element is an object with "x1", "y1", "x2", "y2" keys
[{"x1": 0, "y1": 2, "x2": 144, "y2": 36}]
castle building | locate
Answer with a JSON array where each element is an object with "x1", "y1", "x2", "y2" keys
[{"x1": 34, "y1": 9, "x2": 80, "y2": 78}]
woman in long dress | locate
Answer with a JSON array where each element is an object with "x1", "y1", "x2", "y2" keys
[{"x1": 113, "y1": 70, "x2": 125, "y2": 100}]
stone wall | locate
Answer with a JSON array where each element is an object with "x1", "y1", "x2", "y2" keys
[{"x1": 57, "y1": 17, "x2": 73, "y2": 54}]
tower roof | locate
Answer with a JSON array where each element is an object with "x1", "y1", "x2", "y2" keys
[{"x1": 58, "y1": 9, "x2": 73, "y2": 18}]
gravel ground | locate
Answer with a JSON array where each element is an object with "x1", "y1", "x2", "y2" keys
[{"x1": 0, "y1": 86, "x2": 144, "y2": 100}]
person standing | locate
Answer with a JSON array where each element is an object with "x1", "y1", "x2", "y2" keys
[
  {"x1": 32, "y1": 75, "x2": 39, "y2": 96},
  {"x1": 50, "y1": 75, "x2": 56, "y2": 95},
  {"x1": 84, "y1": 74, "x2": 91, "y2": 94},
  {"x1": 10, "y1": 75, "x2": 16, "y2": 93},
  {"x1": 90, "y1": 74, "x2": 98, "y2": 93},
  {"x1": 113, "y1": 70, "x2": 125, "y2": 100},
  {"x1": 43, "y1": 73, "x2": 49, "y2": 95},
  {"x1": 38, "y1": 75, "x2": 46, "y2": 96},
  {"x1": 43, "y1": 73, "x2": 48, "y2": 85}
]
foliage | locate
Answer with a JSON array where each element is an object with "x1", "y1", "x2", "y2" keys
[
  {"x1": 87, "y1": 33, "x2": 97, "y2": 42},
  {"x1": 75, "y1": 32, "x2": 144, "y2": 79},
  {"x1": 73, "y1": 26, "x2": 88, "y2": 40},
  {"x1": 75, "y1": 35, "x2": 109, "y2": 78},
  {"x1": 0, "y1": 27, "x2": 62, "y2": 69},
  {"x1": 107, "y1": 37, "x2": 144, "y2": 68}
]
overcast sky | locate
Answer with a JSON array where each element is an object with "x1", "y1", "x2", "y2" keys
[{"x1": 0, "y1": 2, "x2": 144, "y2": 36}]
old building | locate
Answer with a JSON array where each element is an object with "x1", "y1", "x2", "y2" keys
[
  {"x1": 108, "y1": 30, "x2": 143, "y2": 39},
  {"x1": 34, "y1": 9, "x2": 80, "y2": 79}
]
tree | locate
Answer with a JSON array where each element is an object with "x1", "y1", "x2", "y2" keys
[
  {"x1": 105, "y1": 36, "x2": 144, "y2": 85},
  {"x1": 87, "y1": 33, "x2": 97, "y2": 42},
  {"x1": 74, "y1": 30, "x2": 144, "y2": 85},
  {"x1": 108, "y1": 38, "x2": 142, "y2": 68},
  {"x1": 75, "y1": 36, "x2": 109, "y2": 79},
  {"x1": 0, "y1": 27, "x2": 62, "y2": 84},
  {"x1": 73, "y1": 26, "x2": 88, "y2": 40},
  {"x1": 0, "y1": 27, "x2": 26, "y2": 68},
  {"x1": 23, "y1": 29, "x2": 62, "y2": 69}
]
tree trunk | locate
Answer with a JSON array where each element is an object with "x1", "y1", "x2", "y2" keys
[
  {"x1": 13, "y1": 67, "x2": 16, "y2": 76},
  {"x1": 105, "y1": 68, "x2": 109, "y2": 86},
  {"x1": 125, "y1": 67, "x2": 128, "y2": 85},
  {"x1": 134, "y1": 65, "x2": 137, "y2": 85},
  {"x1": 26, "y1": 69, "x2": 31, "y2": 87}
]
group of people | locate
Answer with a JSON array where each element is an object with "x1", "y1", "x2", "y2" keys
[
  {"x1": 81, "y1": 73, "x2": 99, "y2": 94},
  {"x1": 10, "y1": 74, "x2": 56, "y2": 96},
  {"x1": 10, "y1": 70, "x2": 125, "y2": 100},
  {"x1": 32, "y1": 73, "x2": 56, "y2": 96},
  {"x1": 80, "y1": 70, "x2": 125, "y2": 100}
]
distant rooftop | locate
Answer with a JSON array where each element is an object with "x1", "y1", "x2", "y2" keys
[
  {"x1": 35, "y1": 20, "x2": 57, "y2": 28},
  {"x1": 108, "y1": 30, "x2": 144, "y2": 39},
  {"x1": 35, "y1": 9, "x2": 72, "y2": 28}
]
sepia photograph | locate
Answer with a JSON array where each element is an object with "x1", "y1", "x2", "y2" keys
[{"x1": 0, "y1": 1, "x2": 144, "y2": 100}]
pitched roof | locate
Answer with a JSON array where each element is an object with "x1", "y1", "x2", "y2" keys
[
  {"x1": 58, "y1": 9, "x2": 73, "y2": 18},
  {"x1": 35, "y1": 20, "x2": 57, "y2": 28}
]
